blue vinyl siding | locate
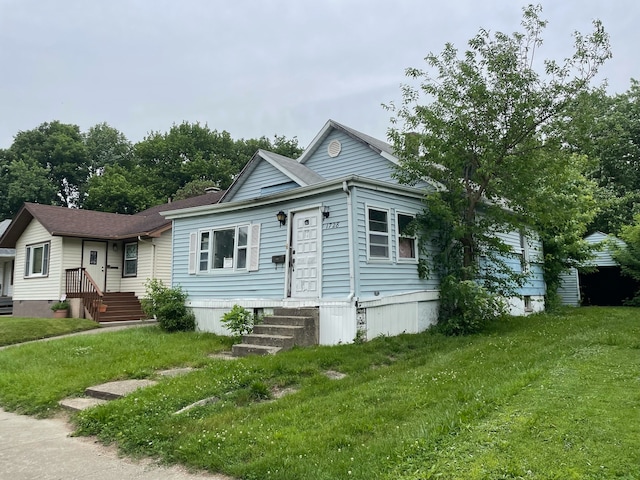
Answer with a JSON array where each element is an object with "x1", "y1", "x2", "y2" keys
[
  {"x1": 172, "y1": 206, "x2": 287, "y2": 299},
  {"x1": 304, "y1": 130, "x2": 398, "y2": 183},
  {"x1": 352, "y1": 186, "x2": 437, "y2": 299},
  {"x1": 172, "y1": 189, "x2": 350, "y2": 300},
  {"x1": 494, "y1": 230, "x2": 546, "y2": 296},
  {"x1": 229, "y1": 159, "x2": 297, "y2": 202},
  {"x1": 314, "y1": 191, "x2": 351, "y2": 298}
]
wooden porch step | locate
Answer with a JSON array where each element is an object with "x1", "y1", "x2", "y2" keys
[
  {"x1": 94, "y1": 292, "x2": 146, "y2": 322},
  {"x1": 0, "y1": 297, "x2": 12, "y2": 315}
]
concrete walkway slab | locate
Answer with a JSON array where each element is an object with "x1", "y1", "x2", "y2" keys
[
  {"x1": 59, "y1": 397, "x2": 108, "y2": 412},
  {"x1": 0, "y1": 408, "x2": 231, "y2": 479},
  {"x1": 85, "y1": 379, "x2": 158, "y2": 400}
]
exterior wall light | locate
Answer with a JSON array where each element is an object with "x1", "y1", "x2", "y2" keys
[
  {"x1": 276, "y1": 210, "x2": 287, "y2": 226},
  {"x1": 322, "y1": 205, "x2": 330, "y2": 219}
]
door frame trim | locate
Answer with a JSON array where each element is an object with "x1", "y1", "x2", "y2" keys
[
  {"x1": 284, "y1": 204, "x2": 323, "y2": 299},
  {"x1": 81, "y1": 240, "x2": 108, "y2": 291}
]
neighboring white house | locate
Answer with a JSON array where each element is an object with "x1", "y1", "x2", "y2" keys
[
  {"x1": 557, "y1": 231, "x2": 636, "y2": 306},
  {"x1": 0, "y1": 191, "x2": 224, "y2": 319},
  {"x1": 0, "y1": 219, "x2": 15, "y2": 299},
  {"x1": 162, "y1": 120, "x2": 547, "y2": 345}
]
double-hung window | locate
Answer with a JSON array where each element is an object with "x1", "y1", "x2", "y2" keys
[
  {"x1": 25, "y1": 242, "x2": 50, "y2": 277},
  {"x1": 124, "y1": 242, "x2": 138, "y2": 277},
  {"x1": 367, "y1": 207, "x2": 390, "y2": 260},
  {"x1": 397, "y1": 212, "x2": 418, "y2": 262}
]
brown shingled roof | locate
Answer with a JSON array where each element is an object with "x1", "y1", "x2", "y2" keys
[{"x1": 0, "y1": 189, "x2": 225, "y2": 248}]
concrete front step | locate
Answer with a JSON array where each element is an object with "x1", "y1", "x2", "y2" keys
[
  {"x1": 264, "y1": 315, "x2": 315, "y2": 327},
  {"x1": 253, "y1": 323, "x2": 305, "y2": 338},
  {"x1": 85, "y1": 379, "x2": 158, "y2": 400},
  {"x1": 232, "y1": 343, "x2": 281, "y2": 357},
  {"x1": 242, "y1": 333, "x2": 295, "y2": 349}
]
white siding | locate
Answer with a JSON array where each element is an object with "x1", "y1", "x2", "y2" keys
[
  {"x1": 105, "y1": 242, "x2": 122, "y2": 293},
  {"x1": 583, "y1": 232, "x2": 624, "y2": 267},
  {"x1": 154, "y1": 231, "x2": 173, "y2": 287},
  {"x1": 557, "y1": 268, "x2": 581, "y2": 306},
  {"x1": 359, "y1": 291, "x2": 439, "y2": 339},
  {"x1": 14, "y1": 220, "x2": 63, "y2": 301},
  {"x1": 120, "y1": 232, "x2": 171, "y2": 297},
  {"x1": 319, "y1": 302, "x2": 357, "y2": 345}
]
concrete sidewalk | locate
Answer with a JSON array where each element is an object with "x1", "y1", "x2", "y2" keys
[{"x1": 0, "y1": 408, "x2": 230, "y2": 480}]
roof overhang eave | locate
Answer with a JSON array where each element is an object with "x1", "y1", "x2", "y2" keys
[{"x1": 162, "y1": 176, "x2": 426, "y2": 220}]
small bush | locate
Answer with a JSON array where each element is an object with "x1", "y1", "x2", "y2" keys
[
  {"x1": 221, "y1": 304, "x2": 261, "y2": 337},
  {"x1": 437, "y1": 275, "x2": 507, "y2": 335},
  {"x1": 141, "y1": 279, "x2": 195, "y2": 332}
]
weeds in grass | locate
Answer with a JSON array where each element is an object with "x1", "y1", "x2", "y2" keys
[{"x1": 0, "y1": 308, "x2": 639, "y2": 479}]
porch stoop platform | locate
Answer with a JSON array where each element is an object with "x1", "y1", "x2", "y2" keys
[{"x1": 232, "y1": 307, "x2": 319, "y2": 357}]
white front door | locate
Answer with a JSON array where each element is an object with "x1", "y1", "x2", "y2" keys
[
  {"x1": 290, "y1": 208, "x2": 321, "y2": 299},
  {"x1": 82, "y1": 241, "x2": 107, "y2": 291}
]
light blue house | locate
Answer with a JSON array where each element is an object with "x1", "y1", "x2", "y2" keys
[{"x1": 162, "y1": 120, "x2": 545, "y2": 345}]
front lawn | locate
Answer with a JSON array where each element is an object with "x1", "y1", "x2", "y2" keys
[
  {"x1": 0, "y1": 316, "x2": 99, "y2": 346},
  {"x1": 0, "y1": 307, "x2": 638, "y2": 479}
]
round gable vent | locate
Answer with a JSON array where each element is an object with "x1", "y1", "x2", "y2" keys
[{"x1": 327, "y1": 139, "x2": 341, "y2": 158}]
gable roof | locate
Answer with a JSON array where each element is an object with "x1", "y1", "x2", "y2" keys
[
  {"x1": 0, "y1": 189, "x2": 225, "y2": 248},
  {"x1": 297, "y1": 119, "x2": 398, "y2": 165},
  {"x1": 220, "y1": 149, "x2": 325, "y2": 202},
  {"x1": 0, "y1": 220, "x2": 14, "y2": 257}
]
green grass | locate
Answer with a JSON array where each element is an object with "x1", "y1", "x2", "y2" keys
[
  {"x1": 0, "y1": 316, "x2": 99, "y2": 346},
  {"x1": 0, "y1": 307, "x2": 638, "y2": 479},
  {"x1": 0, "y1": 326, "x2": 234, "y2": 415}
]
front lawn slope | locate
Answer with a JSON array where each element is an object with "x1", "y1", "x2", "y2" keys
[{"x1": 0, "y1": 308, "x2": 638, "y2": 479}]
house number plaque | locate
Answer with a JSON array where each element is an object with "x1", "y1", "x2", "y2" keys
[{"x1": 322, "y1": 222, "x2": 340, "y2": 230}]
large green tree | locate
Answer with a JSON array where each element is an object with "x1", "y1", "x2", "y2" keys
[
  {"x1": 566, "y1": 84, "x2": 640, "y2": 234},
  {"x1": 613, "y1": 213, "x2": 640, "y2": 305},
  {"x1": 0, "y1": 157, "x2": 57, "y2": 217},
  {"x1": 8, "y1": 121, "x2": 89, "y2": 207},
  {"x1": 84, "y1": 122, "x2": 134, "y2": 172},
  {"x1": 82, "y1": 165, "x2": 153, "y2": 214},
  {"x1": 387, "y1": 5, "x2": 610, "y2": 328},
  {"x1": 134, "y1": 122, "x2": 302, "y2": 205}
]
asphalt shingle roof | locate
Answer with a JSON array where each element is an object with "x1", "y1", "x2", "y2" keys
[{"x1": 0, "y1": 190, "x2": 225, "y2": 248}]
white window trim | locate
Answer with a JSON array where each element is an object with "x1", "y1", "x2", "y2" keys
[
  {"x1": 365, "y1": 204, "x2": 391, "y2": 262},
  {"x1": 395, "y1": 211, "x2": 418, "y2": 264},
  {"x1": 197, "y1": 231, "x2": 211, "y2": 273},
  {"x1": 519, "y1": 232, "x2": 531, "y2": 274},
  {"x1": 24, "y1": 242, "x2": 50, "y2": 278},
  {"x1": 123, "y1": 242, "x2": 138, "y2": 277},
  {"x1": 194, "y1": 223, "x2": 259, "y2": 274}
]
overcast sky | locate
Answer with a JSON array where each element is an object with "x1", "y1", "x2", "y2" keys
[{"x1": 1, "y1": 1, "x2": 638, "y2": 150}]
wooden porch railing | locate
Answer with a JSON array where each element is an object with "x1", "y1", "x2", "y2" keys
[{"x1": 65, "y1": 268, "x2": 104, "y2": 322}]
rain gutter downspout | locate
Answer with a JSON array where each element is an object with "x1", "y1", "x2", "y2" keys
[{"x1": 343, "y1": 181, "x2": 355, "y2": 302}]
